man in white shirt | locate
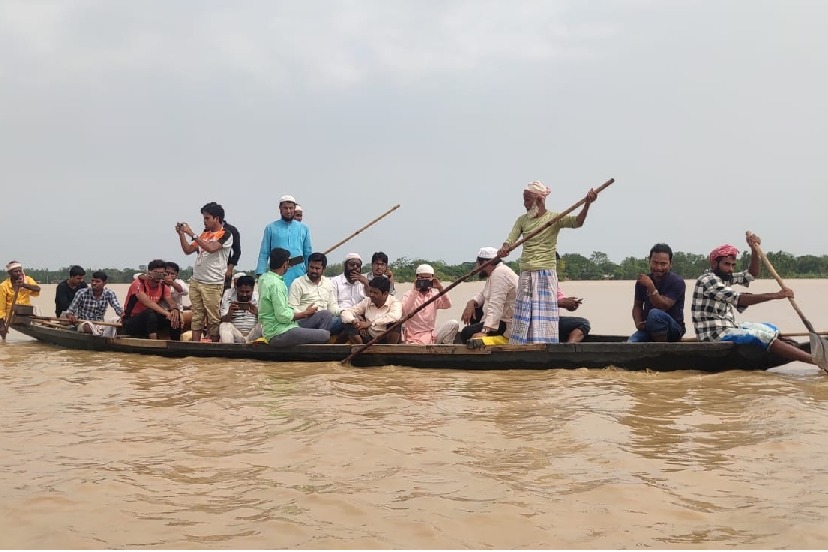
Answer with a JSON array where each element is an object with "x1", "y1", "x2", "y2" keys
[
  {"x1": 341, "y1": 276, "x2": 402, "y2": 344},
  {"x1": 460, "y1": 247, "x2": 519, "y2": 344},
  {"x1": 289, "y1": 252, "x2": 339, "y2": 333},
  {"x1": 330, "y1": 252, "x2": 367, "y2": 310},
  {"x1": 218, "y1": 274, "x2": 262, "y2": 343}
]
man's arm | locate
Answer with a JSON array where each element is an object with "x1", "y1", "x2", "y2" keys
[
  {"x1": 574, "y1": 188, "x2": 598, "y2": 227},
  {"x1": 256, "y1": 228, "x2": 271, "y2": 276},
  {"x1": 20, "y1": 276, "x2": 40, "y2": 294},
  {"x1": 737, "y1": 289, "x2": 793, "y2": 307}
]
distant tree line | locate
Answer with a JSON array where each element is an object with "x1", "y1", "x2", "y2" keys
[{"x1": 22, "y1": 250, "x2": 828, "y2": 284}]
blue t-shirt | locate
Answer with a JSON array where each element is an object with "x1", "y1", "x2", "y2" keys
[{"x1": 634, "y1": 271, "x2": 686, "y2": 330}]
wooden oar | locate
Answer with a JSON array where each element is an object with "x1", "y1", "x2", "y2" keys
[
  {"x1": 747, "y1": 231, "x2": 828, "y2": 373},
  {"x1": 0, "y1": 286, "x2": 20, "y2": 340},
  {"x1": 32, "y1": 315, "x2": 122, "y2": 328},
  {"x1": 341, "y1": 178, "x2": 614, "y2": 365},
  {"x1": 323, "y1": 204, "x2": 400, "y2": 255}
]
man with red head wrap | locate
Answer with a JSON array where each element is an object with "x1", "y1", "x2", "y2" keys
[{"x1": 691, "y1": 233, "x2": 819, "y2": 366}]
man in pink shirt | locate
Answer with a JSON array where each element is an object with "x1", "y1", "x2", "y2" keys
[{"x1": 401, "y1": 264, "x2": 459, "y2": 344}]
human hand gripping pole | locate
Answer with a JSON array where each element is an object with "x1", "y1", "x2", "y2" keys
[
  {"x1": 0, "y1": 286, "x2": 20, "y2": 340},
  {"x1": 746, "y1": 230, "x2": 828, "y2": 373},
  {"x1": 340, "y1": 178, "x2": 615, "y2": 365}
]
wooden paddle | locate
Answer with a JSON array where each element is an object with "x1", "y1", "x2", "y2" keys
[
  {"x1": 323, "y1": 204, "x2": 400, "y2": 255},
  {"x1": 0, "y1": 286, "x2": 20, "y2": 340},
  {"x1": 33, "y1": 315, "x2": 122, "y2": 328},
  {"x1": 747, "y1": 231, "x2": 828, "y2": 373},
  {"x1": 341, "y1": 178, "x2": 615, "y2": 365}
]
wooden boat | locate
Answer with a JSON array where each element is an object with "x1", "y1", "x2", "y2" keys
[{"x1": 9, "y1": 309, "x2": 810, "y2": 372}]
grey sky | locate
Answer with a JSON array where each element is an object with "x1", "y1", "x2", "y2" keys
[{"x1": 2, "y1": 0, "x2": 826, "y2": 271}]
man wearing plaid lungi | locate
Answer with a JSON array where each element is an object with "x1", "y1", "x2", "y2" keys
[{"x1": 497, "y1": 181, "x2": 597, "y2": 344}]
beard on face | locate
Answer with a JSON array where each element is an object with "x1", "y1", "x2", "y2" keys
[
  {"x1": 713, "y1": 267, "x2": 734, "y2": 283},
  {"x1": 526, "y1": 201, "x2": 541, "y2": 218}
]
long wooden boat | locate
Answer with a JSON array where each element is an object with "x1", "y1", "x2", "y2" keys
[{"x1": 9, "y1": 311, "x2": 809, "y2": 372}]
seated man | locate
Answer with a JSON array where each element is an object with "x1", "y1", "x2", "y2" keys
[
  {"x1": 400, "y1": 264, "x2": 458, "y2": 344},
  {"x1": 357, "y1": 251, "x2": 396, "y2": 296},
  {"x1": 64, "y1": 271, "x2": 124, "y2": 337},
  {"x1": 55, "y1": 265, "x2": 87, "y2": 317},
  {"x1": 557, "y1": 285, "x2": 591, "y2": 343},
  {"x1": 121, "y1": 259, "x2": 181, "y2": 340},
  {"x1": 628, "y1": 243, "x2": 686, "y2": 342},
  {"x1": 219, "y1": 275, "x2": 263, "y2": 344},
  {"x1": 0, "y1": 260, "x2": 41, "y2": 337},
  {"x1": 459, "y1": 247, "x2": 518, "y2": 343},
  {"x1": 289, "y1": 252, "x2": 341, "y2": 334},
  {"x1": 331, "y1": 253, "x2": 368, "y2": 310},
  {"x1": 341, "y1": 277, "x2": 402, "y2": 345},
  {"x1": 691, "y1": 233, "x2": 819, "y2": 367},
  {"x1": 258, "y1": 247, "x2": 330, "y2": 347}
]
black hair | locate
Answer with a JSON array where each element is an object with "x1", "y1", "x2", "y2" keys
[
  {"x1": 201, "y1": 201, "x2": 225, "y2": 221},
  {"x1": 68, "y1": 265, "x2": 86, "y2": 277},
  {"x1": 236, "y1": 275, "x2": 255, "y2": 288},
  {"x1": 165, "y1": 261, "x2": 180, "y2": 273},
  {"x1": 369, "y1": 276, "x2": 391, "y2": 294},
  {"x1": 308, "y1": 252, "x2": 328, "y2": 268},
  {"x1": 269, "y1": 248, "x2": 291, "y2": 270},
  {"x1": 649, "y1": 243, "x2": 673, "y2": 260},
  {"x1": 371, "y1": 251, "x2": 389, "y2": 264},
  {"x1": 148, "y1": 259, "x2": 166, "y2": 271},
  {"x1": 91, "y1": 270, "x2": 107, "y2": 281}
]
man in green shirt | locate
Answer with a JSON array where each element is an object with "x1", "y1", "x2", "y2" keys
[
  {"x1": 497, "y1": 180, "x2": 597, "y2": 344},
  {"x1": 258, "y1": 248, "x2": 331, "y2": 347}
]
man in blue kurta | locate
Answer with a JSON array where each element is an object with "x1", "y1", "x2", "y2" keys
[{"x1": 256, "y1": 195, "x2": 312, "y2": 289}]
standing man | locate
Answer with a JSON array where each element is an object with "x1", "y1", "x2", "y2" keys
[
  {"x1": 0, "y1": 260, "x2": 41, "y2": 337},
  {"x1": 628, "y1": 243, "x2": 686, "y2": 342},
  {"x1": 64, "y1": 271, "x2": 123, "y2": 337},
  {"x1": 258, "y1": 248, "x2": 331, "y2": 347},
  {"x1": 222, "y1": 218, "x2": 242, "y2": 291},
  {"x1": 177, "y1": 202, "x2": 234, "y2": 342},
  {"x1": 401, "y1": 264, "x2": 458, "y2": 344},
  {"x1": 691, "y1": 233, "x2": 819, "y2": 367},
  {"x1": 256, "y1": 195, "x2": 311, "y2": 290},
  {"x1": 497, "y1": 181, "x2": 597, "y2": 344},
  {"x1": 460, "y1": 247, "x2": 518, "y2": 343},
  {"x1": 55, "y1": 265, "x2": 87, "y2": 317},
  {"x1": 293, "y1": 205, "x2": 304, "y2": 222}
]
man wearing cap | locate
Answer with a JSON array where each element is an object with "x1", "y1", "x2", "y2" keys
[
  {"x1": 0, "y1": 261, "x2": 41, "y2": 336},
  {"x1": 256, "y1": 195, "x2": 311, "y2": 290},
  {"x1": 293, "y1": 205, "x2": 304, "y2": 222},
  {"x1": 497, "y1": 181, "x2": 597, "y2": 344},
  {"x1": 331, "y1": 253, "x2": 368, "y2": 311},
  {"x1": 400, "y1": 264, "x2": 459, "y2": 344},
  {"x1": 459, "y1": 247, "x2": 519, "y2": 344},
  {"x1": 258, "y1": 247, "x2": 330, "y2": 347},
  {"x1": 692, "y1": 232, "x2": 819, "y2": 366}
]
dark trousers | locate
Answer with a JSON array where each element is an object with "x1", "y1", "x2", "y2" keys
[
  {"x1": 559, "y1": 316, "x2": 591, "y2": 341},
  {"x1": 122, "y1": 309, "x2": 182, "y2": 340}
]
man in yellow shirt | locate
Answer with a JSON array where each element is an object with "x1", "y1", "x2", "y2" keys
[
  {"x1": 497, "y1": 181, "x2": 597, "y2": 344},
  {"x1": 0, "y1": 260, "x2": 41, "y2": 337}
]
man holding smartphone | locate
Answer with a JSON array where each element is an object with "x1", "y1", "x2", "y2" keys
[{"x1": 219, "y1": 275, "x2": 261, "y2": 344}]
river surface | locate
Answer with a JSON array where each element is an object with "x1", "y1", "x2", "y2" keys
[{"x1": 1, "y1": 280, "x2": 828, "y2": 548}]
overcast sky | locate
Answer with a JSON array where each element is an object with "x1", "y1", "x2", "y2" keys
[{"x1": 2, "y1": 0, "x2": 826, "y2": 271}]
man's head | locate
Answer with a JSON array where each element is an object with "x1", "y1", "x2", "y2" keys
[
  {"x1": 306, "y1": 252, "x2": 327, "y2": 283},
  {"x1": 708, "y1": 244, "x2": 740, "y2": 282},
  {"x1": 68, "y1": 265, "x2": 86, "y2": 287},
  {"x1": 294, "y1": 205, "x2": 303, "y2": 222},
  {"x1": 269, "y1": 247, "x2": 291, "y2": 274},
  {"x1": 343, "y1": 253, "x2": 363, "y2": 282},
  {"x1": 648, "y1": 243, "x2": 673, "y2": 280},
  {"x1": 279, "y1": 195, "x2": 297, "y2": 222},
  {"x1": 5, "y1": 261, "x2": 23, "y2": 282},
  {"x1": 90, "y1": 270, "x2": 108, "y2": 292},
  {"x1": 235, "y1": 275, "x2": 256, "y2": 302},
  {"x1": 523, "y1": 180, "x2": 550, "y2": 218},
  {"x1": 147, "y1": 259, "x2": 167, "y2": 282},
  {"x1": 371, "y1": 252, "x2": 389, "y2": 276},
  {"x1": 201, "y1": 202, "x2": 225, "y2": 231},
  {"x1": 414, "y1": 264, "x2": 434, "y2": 292},
  {"x1": 367, "y1": 276, "x2": 391, "y2": 307},
  {"x1": 475, "y1": 247, "x2": 500, "y2": 278}
]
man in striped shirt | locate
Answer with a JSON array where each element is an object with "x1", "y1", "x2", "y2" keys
[{"x1": 65, "y1": 271, "x2": 123, "y2": 337}]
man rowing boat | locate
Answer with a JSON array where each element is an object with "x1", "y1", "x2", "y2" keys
[{"x1": 0, "y1": 260, "x2": 41, "y2": 337}]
